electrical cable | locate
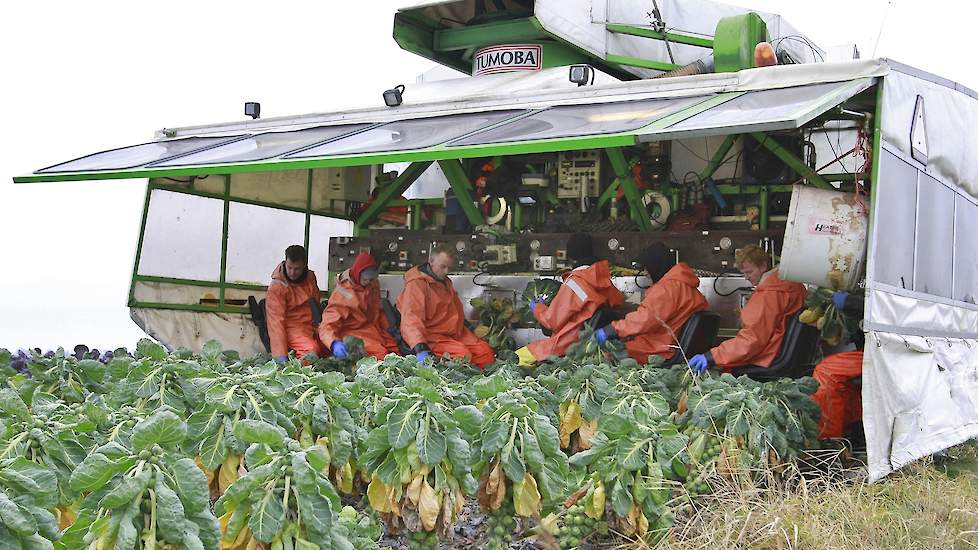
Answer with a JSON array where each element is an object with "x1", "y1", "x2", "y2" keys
[
  {"x1": 473, "y1": 261, "x2": 493, "y2": 287},
  {"x1": 771, "y1": 35, "x2": 824, "y2": 63},
  {"x1": 634, "y1": 273, "x2": 650, "y2": 290},
  {"x1": 713, "y1": 269, "x2": 754, "y2": 297}
]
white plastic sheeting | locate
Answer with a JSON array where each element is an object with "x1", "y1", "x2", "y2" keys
[
  {"x1": 131, "y1": 308, "x2": 266, "y2": 355},
  {"x1": 225, "y1": 203, "x2": 307, "y2": 286},
  {"x1": 863, "y1": 332, "x2": 978, "y2": 482},
  {"x1": 882, "y1": 66, "x2": 978, "y2": 201},
  {"x1": 137, "y1": 190, "x2": 224, "y2": 281},
  {"x1": 308, "y1": 216, "x2": 355, "y2": 285},
  {"x1": 864, "y1": 132, "x2": 978, "y2": 480}
]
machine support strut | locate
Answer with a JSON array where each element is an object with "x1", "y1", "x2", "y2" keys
[
  {"x1": 605, "y1": 147, "x2": 652, "y2": 231},
  {"x1": 749, "y1": 132, "x2": 833, "y2": 190},
  {"x1": 354, "y1": 161, "x2": 432, "y2": 235},
  {"x1": 438, "y1": 159, "x2": 487, "y2": 227}
]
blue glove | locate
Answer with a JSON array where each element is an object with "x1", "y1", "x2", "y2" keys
[
  {"x1": 387, "y1": 326, "x2": 398, "y2": 336},
  {"x1": 689, "y1": 354, "x2": 709, "y2": 374},
  {"x1": 330, "y1": 340, "x2": 347, "y2": 359},
  {"x1": 832, "y1": 291, "x2": 849, "y2": 311},
  {"x1": 595, "y1": 328, "x2": 609, "y2": 345},
  {"x1": 528, "y1": 297, "x2": 544, "y2": 311},
  {"x1": 416, "y1": 351, "x2": 431, "y2": 363},
  {"x1": 274, "y1": 355, "x2": 288, "y2": 363}
]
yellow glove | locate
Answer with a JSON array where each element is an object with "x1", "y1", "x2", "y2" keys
[{"x1": 516, "y1": 346, "x2": 536, "y2": 368}]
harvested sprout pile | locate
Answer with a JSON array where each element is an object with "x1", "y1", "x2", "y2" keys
[{"x1": 0, "y1": 336, "x2": 821, "y2": 550}]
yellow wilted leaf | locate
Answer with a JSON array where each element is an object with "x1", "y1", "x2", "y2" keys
[
  {"x1": 419, "y1": 478, "x2": 441, "y2": 531},
  {"x1": 474, "y1": 325, "x2": 491, "y2": 338},
  {"x1": 367, "y1": 474, "x2": 393, "y2": 513},
  {"x1": 407, "y1": 474, "x2": 424, "y2": 506},
  {"x1": 577, "y1": 419, "x2": 598, "y2": 450},
  {"x1": 484, "y1": 460, "x2": 507, "y2": 511},
  {"x1": 584, "y1": 481, "x2": 605, "y2": 520},
  {"x1": 338, "y1": 463, "x2": 354, "y2": 494},
  {"x1": 540, "y1": 513, "x2": 559, "y2": 533},
  {"x1": 219, "y1": 454, "x2": 241, "y2": 494},
  {"x1": 315, "y1": 437, "x2": 332, "y2": 470},
  {"x1": 513, "y1": 473, "x2": 541, "y2": 517},
  {"x1": 559, "y1": 401, "x2": 583, "y2": 449},
  {"x1": 637, "y1": 508, "x2": 649, "y2": 537},
  {"x1": 56, "y1": 505, "x2": 77, "y2": 531},
  {"x1": 195, "y1": 456, "x2": 215, "y2": 485}
]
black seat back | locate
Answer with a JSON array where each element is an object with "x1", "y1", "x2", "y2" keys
[
  {"x1": 586, "y1": 307, "x2": 625, "y2": 332},
  {"x1": 381, "y1": 298, "x2": 412, "y2": 355},
  {"x1": 664, "y1": 310, "x2": 721, "y2": 365},
  {"x1": 308, "y1": 298, "x2": 323, "y2": 326},
  {"x1": 732, "y1": 311, "x2": 820, "y2": 380},
  {"x1": 248, "y1": 296, "x2": 272, "y2": 353}
]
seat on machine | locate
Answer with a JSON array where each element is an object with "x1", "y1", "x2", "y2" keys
[
  {"x1": 381, "y1": 298, "x2": 412, "y2": 354},
  {"x1": 662, "y1": 310, "x2": 721, "y2": 366},
  {"x1": 731, "y1": 311, "x2": 820, "y2": 380},
  {"x1": 585, "y1": 307, "x2": 625, "y2": 332},
  {"x1": 247, "y1": 296, "x2": 325, "y2": 354},
  {"x1": 248, "y1": 296, "x2": 272, "y2": 353}
]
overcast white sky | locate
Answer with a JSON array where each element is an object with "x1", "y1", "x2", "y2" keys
[{"x1": 1, "y1": 0, "x2": 975, "y2": 350}]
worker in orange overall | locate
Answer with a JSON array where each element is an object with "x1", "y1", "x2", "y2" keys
[
  {"x1": 516, "y1": 234, "x2": 624, "y2": 367},
  {"x1": 811, "y1": 291, "x2": 865, "y2": 439},
  {"x1": 688, "y1": 244, "x2": 807, "y2": 372},
  {"x1": 595, "y1": 242, "x2": 709, "y2": 364},
  {"x1": 397, "y1": 246, "x2": 495, "y2": 368},
  {"x1": 319, "y1": 252, "x2": 400, "y2": 361},
  {"x1": 266, "y1": 245, "x2": 323, "y2": 361}
]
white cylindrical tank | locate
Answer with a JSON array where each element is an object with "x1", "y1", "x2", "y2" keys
[{"x1": 779, "y1": 184, "x2": 868, "y2": 290}]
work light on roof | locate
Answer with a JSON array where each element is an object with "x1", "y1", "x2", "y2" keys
[
  {"x1": 244, "y1": 102, "x2": 260, "y2": 120},
  {"x1": 383, "y1": 85, "x2": 406, "y2": 107},
  {"x1": 569, "y1": 64, "x2": 594, "y2": 87}
]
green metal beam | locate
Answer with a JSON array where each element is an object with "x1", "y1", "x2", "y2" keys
[
  {"x1": 868, "y1": 83, "x2": 884, "y2": 243},
  {"x1": 353, "y1": 161, "x2": 431, "y2": 234},
  {"x1": 147, "y1": 182, "x2": 353, "y2": 220},
  {"x1": 129, "y1": 301, "x2": 250, "y2": 315},
  {"x1": 597, "y1": 178, "x2": 621, "y2": 209},
  {"x1": 438, "y1": 159, "x2": 486, "y2": 227},
  {"x1": 605, "y1": 54, "x2": 680, "y2": 72},
  {"x1": 605, "y1": 148, "x2": 651, "y2": 231},
  {"x1": 759, "y1": 186, "x2": 769, "y2": 230},
  {"x1": 134, "y1": 275, "x2": 268, "y2": 291},
  {"x1": 748, "y1": 132, "x2": 833, "y2": 190},
  {"x1": 219, "y1": 176, "x2": 230, "y2": 307},
  {"x1": 434, "y1": 17, "x2": 546, "y2": 51},
  {"x1": 128, "y1": 185, "x2": 153, "y2": 307},
  {"x1": 605, "y1": 23, "x2": 714, "y2": 49},
  {"x1": 699, "y1": 134, "x2": 738, "y2": 182}
]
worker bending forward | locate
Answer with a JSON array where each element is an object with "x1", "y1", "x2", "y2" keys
[
  {"x1": 266, "y1": 245, "x2": 323, "y2": 361},
  {"x1": 398, "y1": 246, "x2": 496, "y2": 368},
  {"x1": 811, "y1": 291, "x2": 865, "y2": 439},
  {"x1": 319, "y1": 252, "x2": 399, "y2": 360},
  {"x1": 517, "y1": 234, "x2": 624, "y2": 367},
  {"x1": 689, "y1": 244, "x2": 807, "y2": 372},
  {"x1": 595, "y1": 242, "x2": 708, "y2": 364}
]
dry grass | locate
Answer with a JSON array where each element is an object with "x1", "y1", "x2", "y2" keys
[{"x1": 646, "y1": 441, "x2": 978, "y2": 550}]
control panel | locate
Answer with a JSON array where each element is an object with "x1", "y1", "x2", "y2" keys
[
  {"x1": 328, "y1": 230, "x2": 783, "y2": 276},
  {"x1": 557, "y1": 150, "x2": 602, "y2": 198}
]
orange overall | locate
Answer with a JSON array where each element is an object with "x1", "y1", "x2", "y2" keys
[
  {"x1": 710, "y1": 268, "x2": 807, "y2": 370},
  {"x1": 611, "y1": 263, "x2": 708, "y2": 364},
  {"x1": 528, "y1": 261, "x2": 625, "y2": 360},
  {"x1": 397, "y1": 266, "x2": 495, "y2": 368},
  {"x1": 319, "y1": 270, "x2": 399, "y2": 360},
  {"x1": 811, "y1": 351, "x2": 864, "y2": 439},
  {"x1": 266, "y1": 262, "x2": 323, "y2": 359}
]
